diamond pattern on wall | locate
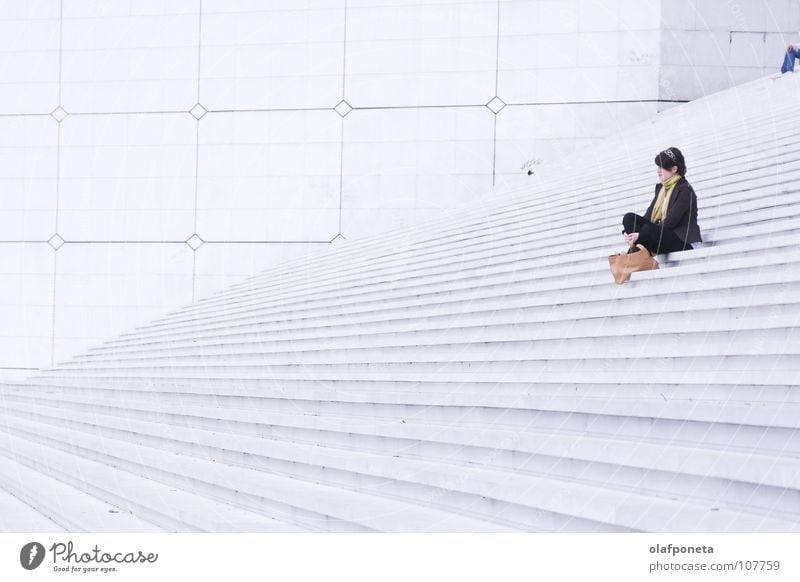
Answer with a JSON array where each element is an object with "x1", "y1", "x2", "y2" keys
[
  {"x1": 334, "y1": 100, "x2": 353, "y2": 117},
  {"x1": 190, "y1": 103, "x2": 208, "y2": 120},
  {"x1": 186, "y1": 234, "x2": 205, "y2": 250},
  {"x1": 48, "y1": 234, "x2": 65, "y2": 250},
  {"x1": 486, "y1": 97, "x2": 506, "y2": 114},
  {"x1": 50, "y1": 106, "x2": 68, "y2": 123}
]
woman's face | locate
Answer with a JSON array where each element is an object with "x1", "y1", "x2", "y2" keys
[{"x1": 656, "y1": 164, "x2": 678, "y2": 181}]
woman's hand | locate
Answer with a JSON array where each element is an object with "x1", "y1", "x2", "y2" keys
[{"x1": 623, "y1": 232, "x2": 639, "y2": 245}]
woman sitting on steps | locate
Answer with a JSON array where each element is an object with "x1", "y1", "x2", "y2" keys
[{"x1": 622, "y1": 147, "x2": 702, "y2": 257}]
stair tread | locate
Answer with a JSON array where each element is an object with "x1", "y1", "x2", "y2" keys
[
  {"x1": 0, "y1": 481, "x2": 67, "y2": 533},
  {"x1": 0, "y1": 411, "x2": 517, "y2": 533},
  {"x1": 124, "y1": 223, "x2": 800, "y2": 336},
  {"x1": 0, "y1": 423, "x2": 307, "y2": 533},
  {"x1": 67, "y1": 303, "x2": 800, "y2": 364},
  {"x1": 3, "y1": 393, "x2": 798, "y2": 490},
  {"x1": 104, "y1": 249, "x2": 800, "y2": 346},
  {"x1": 3, "y1": 375, "x2": 798, "y2": 429},
  {"x1": 3, "y1": 396, "x2": 793, "y2": 532}
]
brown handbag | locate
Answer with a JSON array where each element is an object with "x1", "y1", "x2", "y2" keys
[{"x1": 608, "y1": 244, "x2": 659, "y2": 284}]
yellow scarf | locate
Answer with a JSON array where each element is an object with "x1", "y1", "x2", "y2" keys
[{"x1": 650, "y1": 174, "x2": 681, "y2": 223}]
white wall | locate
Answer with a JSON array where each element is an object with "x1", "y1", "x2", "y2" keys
[
  {"x1": 659, "y1": 0, "x2": 800, "y2": 109},
  {"x1": 496, "y1": 0, "x2": 662, "y2": 175},
  {"x1": 2, "y1": 0, "x2": 780, "y2": 378}
]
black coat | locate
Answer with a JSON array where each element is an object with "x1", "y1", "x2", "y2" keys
[{"x1": 643, "y1": 177, "x2": 702, "y2": 244}]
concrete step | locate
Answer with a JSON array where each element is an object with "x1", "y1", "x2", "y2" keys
[
  {"x1": 0, "y1": 397, "x2": 622, "y2": 533},
  {"x1": 78, "y1": 270, "x2": 799, "y2": 360},
  {"x1": 9, "y1": 375, "x2": 800, "y2": 407},
  {"x1": 86, "y1": 245, "x2": 800, "y2": 352},
  {"x1": 0, "y1": 423, "x2": 306, "y2": 532},
  {"x1": 0, "y1": 410, "x2": 517, "y2": 533},
  {"x1": 130, "y1": 177, "x2": 800, "y2": 332},
  {"x1": 0, "y1": 483, "x2": 66, "y2": 533},
  {"x1": 3, "y1": 396, "x2": 793, "y2": 532},
  {"x1": 0, "y1": 448, "x2": 161, "y2": 533},
  {"x1": 52, "y1": 328, "x2": 800, "y2": 378},
  {"x1": 30, "y1": 356, "x2": 797, "y2": 389},
  {"x1": 73, "y1": 287, "x2": 798, "y2": 361},
  {"x1": 12, "y1": 359, "x2": 800, "y2": 430},
  {"x1": 113, "y1": 209, "x2": 799, "y2": 347},
  {"x1": 6, "y1": 379, "x2": 798, "y2": 464},
  {"x1": 65, "y1": 302, "x2": 798, "y2": 366},
  {"x1": 3, "y1": 389, "x2": 798, "y2": 491},
  {"x1": 139, "y1": 198, "x2": 800, "y2": 315}
]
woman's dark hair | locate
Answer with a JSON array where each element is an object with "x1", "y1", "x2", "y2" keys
[{"x1": 655, "y1": 147, "x2": 687, "y2": 176}]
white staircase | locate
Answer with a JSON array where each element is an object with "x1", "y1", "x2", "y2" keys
[{"x1": 1, "y1": 73, "x2": 799, "y2": 533}]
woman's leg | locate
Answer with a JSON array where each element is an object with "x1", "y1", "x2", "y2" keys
[
  {"x1": 622, "y1": 212, "x2": 651, "y2": 234},
  {"x1": 622, "y1": 212, "x2": 655, "y2": 252},
  {"x1": 637, "y1": 223, "x2": 690, "y2": 255}
]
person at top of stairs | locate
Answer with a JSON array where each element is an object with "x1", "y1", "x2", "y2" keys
[
  {"x1": 621, "y1": 147, "x2": 702, "y2": 257},
  {"x1": 781, "y1": 37, "x2": 800, "y2": 74}
]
